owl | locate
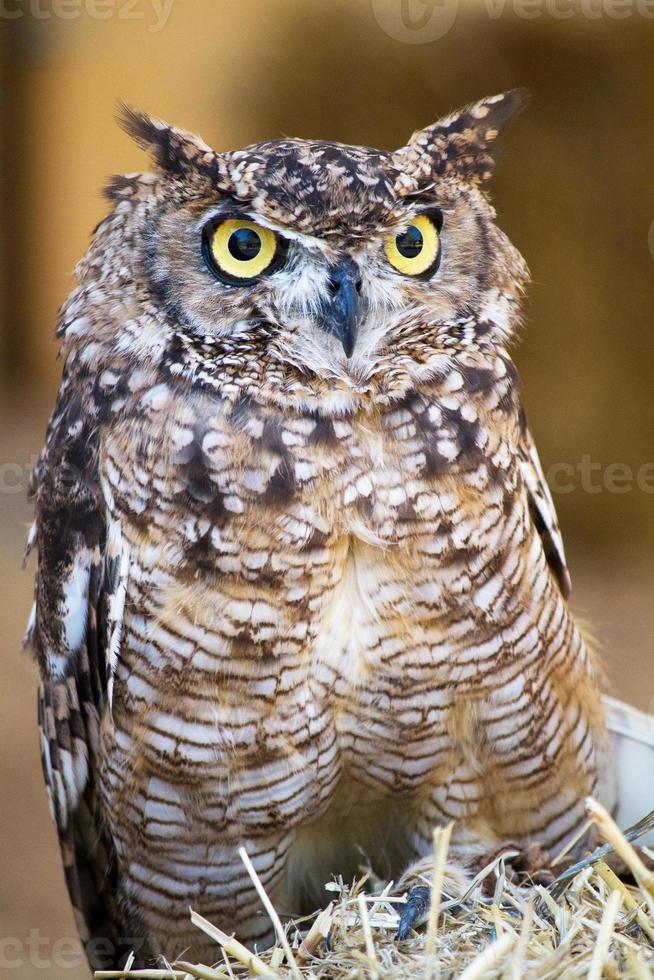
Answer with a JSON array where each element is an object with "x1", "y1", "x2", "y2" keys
[{"x1": 26, "y1": 90, "x2": 611, "y2": 971}]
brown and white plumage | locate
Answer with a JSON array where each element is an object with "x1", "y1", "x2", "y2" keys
[{"x1": 25, "y1": 90, "x2": 610, "y2": 970}]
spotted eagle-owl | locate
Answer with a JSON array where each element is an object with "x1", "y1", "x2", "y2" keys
[{"x1": 26, "y1": 90, "x2": 610, "y2": 970}]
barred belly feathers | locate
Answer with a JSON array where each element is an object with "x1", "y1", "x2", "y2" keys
[{"x1": 25, "y1": 90, "x2": 611, "y2": 969}]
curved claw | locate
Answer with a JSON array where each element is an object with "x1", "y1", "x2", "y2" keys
[{"x1": 395, "y1": 885, "x2": 431, "y2": 941}]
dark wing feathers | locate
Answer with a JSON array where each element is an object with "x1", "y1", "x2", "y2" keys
[
  {"x1": 37, "y1": 656, "x2": 125, "y2": 968},
  {"x1": 518, "y1": 408, "x2": 572, "y2": 599},
  {"x1": 26, "y1": 388, "x2": 130, "y2": 970}
]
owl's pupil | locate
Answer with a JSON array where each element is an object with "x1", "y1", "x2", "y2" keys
[
  {"x1": 396, "y1": 225, "x2": 423, "y2": 258},
  {"x1": 228, "y1": 228, "x2": 262, "y2": 261}
]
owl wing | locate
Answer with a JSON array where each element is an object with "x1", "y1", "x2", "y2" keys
[
  {"x1": 518, "y1": 408, "x2": 572, "y2": 598},
  {"x1": 24, "y1": 377, "x2": 130, "y2": 969}
]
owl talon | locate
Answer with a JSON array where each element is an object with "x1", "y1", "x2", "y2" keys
[{"x1": 395, "y1": 885, "x2": 431, "y2": 941}]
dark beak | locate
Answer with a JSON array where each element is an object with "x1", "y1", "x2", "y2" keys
[{"x1": 320, "y1": 258, "x2": 362, "y2": 358}]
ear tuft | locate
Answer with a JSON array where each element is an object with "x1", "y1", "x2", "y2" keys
[
  {"x1": 116, "y1": 104, "x2": 225, "y2": 179},
  {"x1": 393, "y1": 89, "x2": 529, "y2": 193}
]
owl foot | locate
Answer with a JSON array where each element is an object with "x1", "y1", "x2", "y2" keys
[
  {"x1": 394, "y1": 853, "x2": 472, "y2": 940},
  {"x1": 395, "y1": 885, "x2": 431, "y2": 941}
]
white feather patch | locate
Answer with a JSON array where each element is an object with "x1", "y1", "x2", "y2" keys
[
  {"x1": 105, "y1": 518, "x2": 130, "y2": 713},
  {"x1": 61, "y1": 549, "x2": 93, "y2": 654}
]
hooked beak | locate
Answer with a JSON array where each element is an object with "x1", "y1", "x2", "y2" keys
[{"x1": 319, "y1": 258, "x2": 362, "y2": 358}]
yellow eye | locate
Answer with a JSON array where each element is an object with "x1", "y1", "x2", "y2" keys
[
  {"x1": 384, "y1": 213, "x2": 441, "y2": 277},
  {"x1": 204, "y1": 218, "x2": 280, "y2": 283}
]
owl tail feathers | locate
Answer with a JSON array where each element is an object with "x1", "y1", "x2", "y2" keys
[{"x1": 391, "y1": 89, "x2": 529, "y2": 194}]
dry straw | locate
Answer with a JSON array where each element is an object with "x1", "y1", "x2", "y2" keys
[{"x1": 95, "y1": 798, "x2": 654, "y2": 980}]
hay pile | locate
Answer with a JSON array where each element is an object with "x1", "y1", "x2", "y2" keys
[{"x1": 95, "y1": 799, "x2": 654, "y2": 980}]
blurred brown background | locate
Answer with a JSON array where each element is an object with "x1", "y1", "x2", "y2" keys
[{"x1": 1, "y1": 1, "x2": 653, "y2": 976}]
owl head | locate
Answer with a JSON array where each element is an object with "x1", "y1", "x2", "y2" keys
[{"x1": 73, "y1": 91, "x2": 529, "y2": 398}]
